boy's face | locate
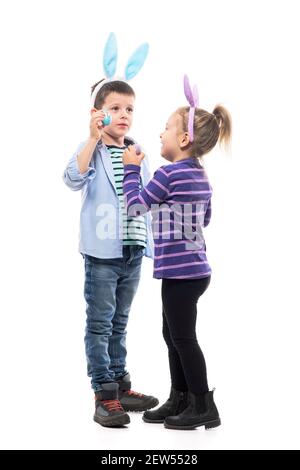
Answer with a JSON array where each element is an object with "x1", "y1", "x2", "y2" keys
[
  {"x1": 100, "y1": 92, "x2": 135, "y2": 139},
  {"x1": 160, "y1": 112, "x2": 186, "y2": 162}
]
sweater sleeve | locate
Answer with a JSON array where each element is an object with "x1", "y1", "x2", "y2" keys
[{"x1": 123, "y1": 164, "x2": 169, "y2": 215}]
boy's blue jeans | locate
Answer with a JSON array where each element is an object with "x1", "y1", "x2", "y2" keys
[{"x1": 83, "y1": 245, "x2": 144, "y2": 391}]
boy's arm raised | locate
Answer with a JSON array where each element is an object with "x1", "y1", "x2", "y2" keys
[
  {"x1": 77, "y1": 137, "x2": 98, "y2": 174},
  {"x1": 77, "y1": 110, "x2": 105, "y2": 173},
  {"x1": 63, "y1": 110, "x2": 105, "y2": 190},
  {"x1": 63, "y1": 140, "x2": 97, "y2": 191}
]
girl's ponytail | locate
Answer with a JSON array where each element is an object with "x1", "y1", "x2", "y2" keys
[{"x1": 212, "y1": 105, "x2": 232, "y2": 150}]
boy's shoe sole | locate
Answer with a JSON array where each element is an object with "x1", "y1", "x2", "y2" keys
[{"x1": 93, "y1": 413, "x2": 130, "y2": 428}]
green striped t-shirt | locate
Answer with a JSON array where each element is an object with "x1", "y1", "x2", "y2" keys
[{"x1": 106, "y1": 145, "x2": 147, "y2": 248}]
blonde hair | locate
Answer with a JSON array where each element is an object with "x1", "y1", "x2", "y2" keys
[{"x1": 177, "y1": 105, "x2": 232, "y2": 158}]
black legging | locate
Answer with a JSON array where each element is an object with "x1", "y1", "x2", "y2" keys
[{"x1": 162, "y1": 277, "x2": 211, "y2": 395}]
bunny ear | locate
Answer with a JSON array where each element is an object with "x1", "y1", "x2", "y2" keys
[
  {"x1": 192, "y1": 85, "x2": 199, "y2": 107},
  {"x1": 103, "y1": 32, "x2": 118, "y2": 79},
  {"x1": 124, "y1": 43, "x2": 149, "y2": 80},
  {"x1": 184, "y1": 75, "x2": 195, "y2": 107}
]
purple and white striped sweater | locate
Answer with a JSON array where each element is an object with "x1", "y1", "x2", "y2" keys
[{"x1": 123, "y1": 157, "x2": 212, "y2": 279}]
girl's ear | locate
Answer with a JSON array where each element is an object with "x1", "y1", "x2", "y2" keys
[
  {"x1": 103, "y1": 32, "x2": 118, "y2": 79},
  {"x1": 179, "y1": 132, "x2": 191, "y2": 148},
  {"x1": 124, "y1": 43, "x2": 149, "y2": 80}
]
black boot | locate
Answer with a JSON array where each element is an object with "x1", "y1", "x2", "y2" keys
[
  {"x1": 94, "y1": 382, "x2": 130, "y2": 428},
  {"x1": 117, "y1": 373, "x2": 159, "y2": 412},
  {"x1": 143, "y1": 387, "x2": 189, "y2": 423},
  {"x1": 164, "y1": 389, "x2": 221, "y2": 430}
]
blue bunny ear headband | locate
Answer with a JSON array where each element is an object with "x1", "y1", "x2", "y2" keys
[{"x1": 90, "y1": 33, "x2": 149, "y2": 107}]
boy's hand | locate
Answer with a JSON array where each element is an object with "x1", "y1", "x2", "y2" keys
[
  {"x1": 90, "y1": 109, "x2": 106, "y2": 141},
  {"x1": 123, "y1": 145, "x2": 145, "y2": 166}
]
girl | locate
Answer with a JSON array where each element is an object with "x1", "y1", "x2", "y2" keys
[{"x1": 122, "y1": 76, "x2": 231, "y2": 430}]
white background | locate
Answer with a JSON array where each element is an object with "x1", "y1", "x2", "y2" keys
[{"x1": 0, "y1": 0, "x2": 300, "y2": 450}]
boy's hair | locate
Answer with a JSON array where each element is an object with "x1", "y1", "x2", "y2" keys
[
  {"x1": 177, "y1": 105, "x2": 232, "y2": 158},
  {"x1": 91, "y1": 79, "x2": 135, "y2": 109}
]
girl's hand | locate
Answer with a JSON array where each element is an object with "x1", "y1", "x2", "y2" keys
[
  {"x1": 122, "y1": 145, "x2": 145, "y2": 166},
  {"x1": 90, "y1": 109, "x2": 106, "y2": 141}
]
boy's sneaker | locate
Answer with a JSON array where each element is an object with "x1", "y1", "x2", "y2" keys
[
  {"x1": 94, "y1": 382, "x2": 130, "y2": 427},
  {"x1": 117, "y1": 373, "x2": 159, "y2": 412}
]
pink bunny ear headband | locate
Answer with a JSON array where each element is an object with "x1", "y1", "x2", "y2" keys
[
  {"x1": 183, "y1": 75, "x2": 199, "y2": 143},
  {"x1": 183, "y1": 75, "x2": 220, "y2": 142}
]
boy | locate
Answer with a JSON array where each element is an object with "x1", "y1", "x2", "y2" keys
[{"x1": 63, "y1": 79, "x2": 158, "y2": 427}]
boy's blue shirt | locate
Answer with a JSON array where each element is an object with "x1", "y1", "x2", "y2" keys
[{"x1": 63, "y1": 137, "x2": 154, "y2": 259}]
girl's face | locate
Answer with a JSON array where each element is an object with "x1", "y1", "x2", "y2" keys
[
  {"x1": 160, "y1": 112, "x2": 186, "y2": 162},
  {"x1": 98, "y1": 92, "x2": 135, "y2": 139}
]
